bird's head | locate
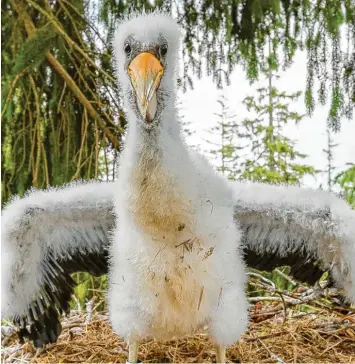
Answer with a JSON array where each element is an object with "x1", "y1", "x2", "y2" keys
[{"x1": 113, "y1": 12, "x2": 180, "y2": 130}]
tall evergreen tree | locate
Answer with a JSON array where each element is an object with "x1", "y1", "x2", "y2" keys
[
  {"x1": 207, "y1": 83, "x2": 316, "y2": 184},
  {"x1": 205, "y1": 96, "x2": 244, "y2": 179},
  {"x1": 240, "y1": 75, "x2": 316, "y2": 183}
]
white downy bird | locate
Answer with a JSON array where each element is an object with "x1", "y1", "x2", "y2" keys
[
  {"x1": 108, "y1": 12, "x2": 248, "y2": 363},
  {"x1": 2, "y1": 11, "x2": 355, "y2": 363}
]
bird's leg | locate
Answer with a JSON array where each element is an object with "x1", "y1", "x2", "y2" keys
[
  {"x1": 127, "y1": 341, "x2": 139, "y2": 363},
  {"x1": 216, "y1": 344, "x2": 226, "y2": 363}
]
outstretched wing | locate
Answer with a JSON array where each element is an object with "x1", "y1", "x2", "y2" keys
[
  {"x1": 232, "y1": 181, "x2": 355, "y2": 302},
  {"x1": 1, "y1": 181, "x2": 115, "y2": 347}
]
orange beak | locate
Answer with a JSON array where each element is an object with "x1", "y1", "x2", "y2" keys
[{"x1": 128, "y1": 52, "x2": 164, "y2": 122}]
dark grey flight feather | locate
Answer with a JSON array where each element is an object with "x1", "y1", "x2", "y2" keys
[{"x1": 2, "y1": 180, "x2": 354, "y2": 347}]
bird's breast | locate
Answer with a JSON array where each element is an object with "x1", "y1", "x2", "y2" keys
[
  {"x1": 123, "y1": 155, "x2": 219, "y2": 337},
  {"x1": 128, "y1": 160, "x2": 196, "y2": 243}
]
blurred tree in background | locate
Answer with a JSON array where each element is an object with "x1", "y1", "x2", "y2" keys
[
  {"x1": 101, "y1": 0, "x2": 355, "y2": 129},
  {"x1": 205, "y1": 96, "x2": 244, "y2": 179},
  {"x1": 239, "y1": 75, "x2": 317, "y2": 183},
  {"x1": 2, "y1": 0, "x2": 355, "y2": 204},
  {"x1": 207, "y1": 81, "x2": 317, "y2": 184}
]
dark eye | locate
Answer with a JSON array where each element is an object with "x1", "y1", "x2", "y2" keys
[
  {"x1": 160, "y1": 44, "x2": 168, "y2": 56},
  {"x1": 124, "y1": 43, "x2": 131, "y2": 55}
]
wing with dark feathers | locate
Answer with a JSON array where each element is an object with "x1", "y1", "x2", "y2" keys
[
  {"x1": 1, "y1": 181, "x2": 115, "y2": 347},
  {"x1": 232, "y1": 181, "x2": 355, "y2": 303}
]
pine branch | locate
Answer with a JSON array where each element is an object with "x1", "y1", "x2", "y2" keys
[
  {"x1": 27, "y1": 0, "x2": 117, "y2": 84},
  {"x1": 11, "y1": 0, "x2": 120, "y2": 150},
  {"x1": 1, "y1": 70, "x2": 27, "y2": 119}
]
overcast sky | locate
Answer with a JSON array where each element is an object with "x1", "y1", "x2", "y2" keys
[{"x1": 178, "y1": 49, "x2": 355, "y2": 190}]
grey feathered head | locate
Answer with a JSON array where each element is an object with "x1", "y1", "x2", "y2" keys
[{"x1": 113, "y1": 11, "x2": 181, "y2": 129}]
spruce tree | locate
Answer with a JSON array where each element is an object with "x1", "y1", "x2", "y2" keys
[
  {"x1": 240, "y1": 78, "x2": 316, "y2": 183},
  {"x1": 205, "y1": 95, "x2": 244, "y2": 179}
]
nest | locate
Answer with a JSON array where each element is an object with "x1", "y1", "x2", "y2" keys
[{"x1": 2, "y1": 304, "x2": 354, "y2": 363}]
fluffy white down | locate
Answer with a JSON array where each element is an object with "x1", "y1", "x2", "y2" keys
[
  {"x1": 1, "y1": 180, "x2": 115, "y2": 318},
  {"x1": 231, "y1": 181, "x2": 355, "y2": 302},
  {"x1": 108, "y1": 12, "x2": 249, "y2": 346}
]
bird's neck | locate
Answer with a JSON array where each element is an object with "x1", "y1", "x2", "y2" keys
[
  {"x1": 122, "y1": 103, "x2": 188, "y2": 172},
  {"x1": 118, "y1": 103, "x2": 196, "y2": 244}
]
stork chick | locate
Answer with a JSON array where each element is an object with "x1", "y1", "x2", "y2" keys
[{"x1": 109, "y1": 12, "x2": 248, "y2": 363}]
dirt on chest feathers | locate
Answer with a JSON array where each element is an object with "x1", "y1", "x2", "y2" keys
[
  {"x1": 139, "y1": 246, "x2": 212, "y2": 339},
  {"x1": 129, "y1": 161, "x2": 195, "y2": 242}
]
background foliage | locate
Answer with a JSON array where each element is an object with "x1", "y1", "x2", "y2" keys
[
  {"x1": 2, "y1": 0, "x2": 123, "y2": 203},
  {"x1": 2, "y1": 0, "x2": 355, "y2": 203}
]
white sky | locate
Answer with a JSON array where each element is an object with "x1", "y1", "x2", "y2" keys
[{"x1": 178, "y1": 50, "x2": 355, "y2": 189}]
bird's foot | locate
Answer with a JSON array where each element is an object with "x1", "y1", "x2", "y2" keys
[
  {"x1": 127, "y1": 340, "x2": 139, "y2": 363},
  {"x1": 216, "y1": 344, "x2": 226, "y2": 363}
]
